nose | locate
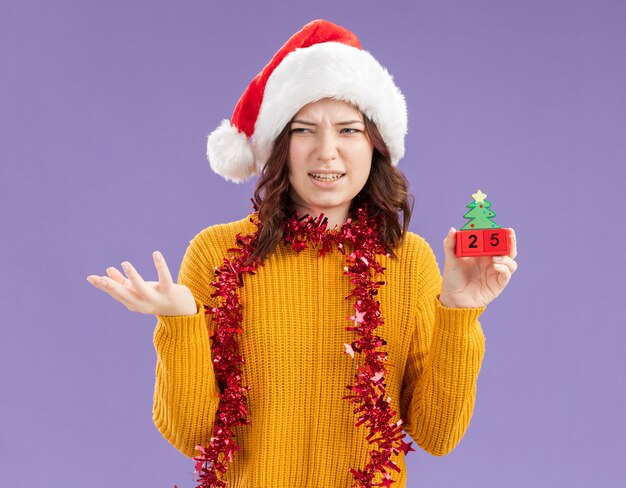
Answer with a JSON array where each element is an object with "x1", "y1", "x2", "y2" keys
[{"x1": 316, "y1": 130, "x2": 338, "y2": 162}]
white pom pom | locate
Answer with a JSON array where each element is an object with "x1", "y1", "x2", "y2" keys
[{"x1": 207, "y1": 120, "x2": 257, "y2": 183}]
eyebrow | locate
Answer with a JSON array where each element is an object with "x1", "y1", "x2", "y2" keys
[{"x1": 291, "y1": 119, "x2": 364, "y2": 126}]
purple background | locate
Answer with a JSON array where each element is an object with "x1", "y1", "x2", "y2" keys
[{"x1": 2, "y1": 1, "x2": 625, "y2": 486}]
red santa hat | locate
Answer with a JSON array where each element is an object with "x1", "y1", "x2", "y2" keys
[{"x1": 207, "y1": 19, "x2": 408, "y2": 183}]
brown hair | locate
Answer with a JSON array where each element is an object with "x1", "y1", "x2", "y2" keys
[{"x1": 250, "y1": 113, "x2": 414, "y2": 262}]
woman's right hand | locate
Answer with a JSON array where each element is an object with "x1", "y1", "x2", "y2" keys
[{"x1": 86, "y1": 251, "x2": 198, "y2": 317}]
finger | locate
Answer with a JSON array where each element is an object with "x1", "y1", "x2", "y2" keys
[
  {"x1": 87, "y1": 274, "x2": 115, "y2": 289},
  {"x1": 492, "y1": 255, "x2": 518, "y2": 274},
  {"x1": 87, "y1": 268, "x2": 126, "y2": 300},
  {"x1": 508, "y1": 228, "x2": 517, "y2": 259},
  {"x1": 96, "y1": 273, "x2": 145, "y2": 310},
  {"x1": 106, "y1": 266, "x2": 127, "y2": 286},
  {"x1": 153, "y1": 251, "x2": 175, "y2": 286},
  {"x1": 120, "y1": 261, "x2": 151, "y2": 296},
  {"x1": 86, "y1": 275, "x2": 101, "y2": 286},
  {"x1": 493, "y1": 263, "x2": 512, "y2": 288},
  {"x1": 442, "y1": 227, "x2": 457, "y2": 261}
]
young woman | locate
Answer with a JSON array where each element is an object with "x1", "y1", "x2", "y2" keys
[{"x1": 87, "y1": 20, "x2": 517, "y2": 488}]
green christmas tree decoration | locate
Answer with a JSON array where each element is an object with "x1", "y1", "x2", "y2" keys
[
  {"x1": 455, "y1": 189, "x2": 511, "y2": 257},
  {"x1": 460, "y1": 189, "x2": 501, "y2": 230}
]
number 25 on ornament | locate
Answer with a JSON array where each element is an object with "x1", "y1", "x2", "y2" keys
[{"x1": 455, "y1": 189, "x2": 512, "y2": 257}]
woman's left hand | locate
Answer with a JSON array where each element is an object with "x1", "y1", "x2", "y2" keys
[{"x1": 438, "y1": 228, "x2": 518, "y2": 309}]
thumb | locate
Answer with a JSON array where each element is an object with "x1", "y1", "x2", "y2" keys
[{"x1": 443, "y1": 227, "x2": 457, "y2": 258}]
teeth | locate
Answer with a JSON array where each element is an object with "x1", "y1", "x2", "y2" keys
[{"x1": 311, "y1": 173, "x2": 343, "y2": 181}]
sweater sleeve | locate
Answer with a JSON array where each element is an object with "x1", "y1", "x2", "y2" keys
[
  {"x1": 400, "y1": 237, "x2": 486, "y2": 456},
  {"x1": 152, "y1": 230, "x2": 222, "y2": 458}
]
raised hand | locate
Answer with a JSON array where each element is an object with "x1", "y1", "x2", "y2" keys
[
  {"x1": 86, "y1": 251, "x2": 198, "y2": 317},
  {"x1": 439, "y1": 228, "x2": 518, "y2": 309}
]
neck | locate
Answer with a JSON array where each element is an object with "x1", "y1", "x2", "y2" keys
[{"x1": 290, "y1": 203, "x2": 350, "y2": 229}]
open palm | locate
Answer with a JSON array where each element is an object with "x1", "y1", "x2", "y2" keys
[{"x1": 86, "y1": 251, "x2": 197, "y2": 317}]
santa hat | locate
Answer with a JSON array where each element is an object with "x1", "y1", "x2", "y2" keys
[{"x1": 207, "y1": 19, "x2": 408, "y2": 183}]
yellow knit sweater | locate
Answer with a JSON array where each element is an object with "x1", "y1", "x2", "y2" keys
[{"x1": 153, "y1": 215, "x2": 486, "y2": 487}]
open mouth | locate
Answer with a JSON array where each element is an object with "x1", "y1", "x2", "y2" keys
[{"x1": 309, "y1": 173, "x2": 345, "y2": 182}]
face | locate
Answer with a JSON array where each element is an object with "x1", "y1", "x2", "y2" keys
[{"x1": 287, "y1": 98, "x2": 374, "y2": 223}]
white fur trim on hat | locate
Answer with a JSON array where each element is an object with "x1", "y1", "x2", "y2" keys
[
  {"x1": 207, "y1": 119, "x2": 257, "y2": 183},
  {"x1": 252, "y1": 42, "x2": 407, "y2": 167}
]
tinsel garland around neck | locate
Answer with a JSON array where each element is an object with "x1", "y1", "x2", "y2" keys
[{"x1": 189, "y1": 206, "x2": 416, "y2": 488}]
